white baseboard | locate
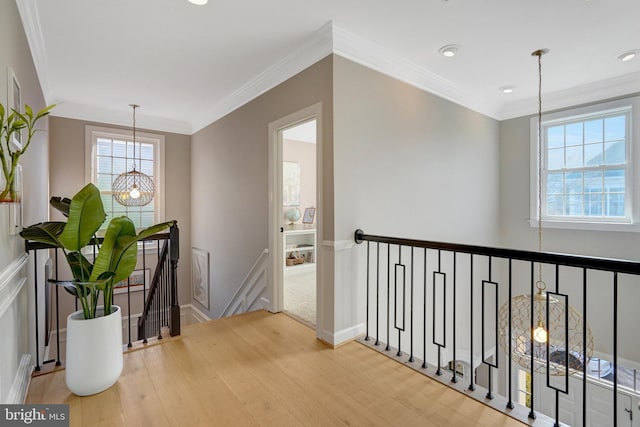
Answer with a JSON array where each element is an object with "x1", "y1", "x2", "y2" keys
[
  {"x1": 6, "y1": 354, "x2": 32, "y2": 404},
  {"x1": 321, "y1": 323, "x2": 366, "y2": 347},
  {"x1": 181, "y1": 304, "x2": 211, "y2": 323}
]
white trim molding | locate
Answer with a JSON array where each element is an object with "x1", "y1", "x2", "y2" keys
[
  {"x1": 16, "y1": 0, "x2": 50, "y2": 102},
  {"x1": 6, "y1": 354, "x2": 32, "y2": 404},
  {"x1": 320, "y1": 323, "x2": 366, "y2": 347},
  {"x1": 322, "y1": 239, "x2": 355, "y2": 251},
  {"x1": 0, "y1": 254, "x2": 29, "y2": 318}
]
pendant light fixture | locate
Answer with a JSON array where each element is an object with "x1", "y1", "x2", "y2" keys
[
  {"x1": 497, "y1": 49, "x2": 593, "y2": 375},
  {"x1": 112, "y1": 104, "x2": 155, "y2": 207}
]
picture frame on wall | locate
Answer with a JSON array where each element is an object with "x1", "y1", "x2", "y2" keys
[
  {"x1": 192, "y1": 247, "x2": 210, "y2": 309},
  {"x1": 113, "y1": 268, "x2": 151, "y2": 295},
  {"x1": 302, "y1": 207, "x2": 316, "y2": 224},
  {"x1": 7, "y1": 67, "x2": 22, "y2": 150}
]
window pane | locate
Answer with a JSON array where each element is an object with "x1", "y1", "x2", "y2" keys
[
  {"x1": 565, "y1": 122, "x2": 583, "y2": 146},
  {"x1": 140, "y1": 143, "x2": 154, "y2": 160},
  {"x1": 584, "y1": 143, "x2": 603, "y2": 166},
  {"x1": 584, "y1": 171, "x2": 602, "y2": 193},
  {"x1": 604, "y1": 169, "x2": 625, "y2": 192},
  {"x1": 113, "y1": 157, "x2": 128, "y2": 175},
  {"x1": 113, "y1": 140, "x2": 127, "y2": 157},
  {"x1": 97, "y1": 156, "x2": 112, "y2": 174},
  {"x1": 101, "y1": 194, "x2": 113, "y2": 212},
  {"x1": 566, "y1": 195, "x2": 583, "y2": 216},
  {"x1": 140, "y1": 160, "x2": 154, "y2": 176},
  {"x1": 604, "y1": 115, "x2": 625, "y2": 142},
  {"x1": 548, "y1": 148, "x2": 564, "y2": 170},
  {"x1": 565, "y1": 172, "x2": 582, "y2": 194},
  {"x1": 96, "y1": 174, "x2": 113, "y2": 190},
  {"x1": 584, "y1": 119, "x2": 603, "y2": 143},
  {"x1": 140, "y1": 211, "x2": 154, "y2": 228},
  {"x1": 566, "y1": 146, "x2": 583, "y2": 168},
  {"x1": 547, "y1": 195, "x2": 564, "y2": 215},
  {"x1": 97, "y1": 139, "x2": 112, "y2": 156},
  {"x1": 585, "y1": 194, "x2": 602, "y2": 216},
  {"x1": 547, "y1": 173, "x2": 563, "y2": 194},
  {"x1": 605, "y1": 193, "x2": 625, "y2": 217},
  {"x1": 604, "y1": 140, "x2": 625, "y2": 165},
  {"x1": 547, "y1": 126, "x2": 564, "y2": 149}
]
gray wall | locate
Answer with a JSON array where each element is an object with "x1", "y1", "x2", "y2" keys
[
  {"x1": 333, "y1": 56, "x2": 501, "y2": 245},
  {"x1": 500, "y1": 108, "x2": 640, "y2": 364},
  {"x1": 330, "y1": 54, "x2": 501, "y2": 344},
  {"x1": 48, "y1": 116, "x2": 192, "y2": 323},
  {"x1": 0, "y1": 0, "x2": 48, "y2": 403},
  {"x1": 190, "y1": 56, "x2": 333, "y2": 319}
]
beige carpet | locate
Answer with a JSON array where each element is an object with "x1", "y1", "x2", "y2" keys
[{"x1": 284, "y1": 269, "x2": 316, "y2": 325}]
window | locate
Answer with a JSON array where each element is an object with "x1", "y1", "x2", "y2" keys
[
  {"x1": 85, "y1": 126, "x2": 165, "y2": 230},
  {"x1": 517, "y1": 369, "x2": 532, "y2": 408},
  {"x1": 530, "y1": 97, "x2": 640, "y2": 231}
]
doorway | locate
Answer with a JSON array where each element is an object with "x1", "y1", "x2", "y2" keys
[
  {"x1": 268, "y1": 103, "x2": 322, "y2": 334},
  {"x1": 281, "y1": 120, "x2": 317, "y2": 325}
]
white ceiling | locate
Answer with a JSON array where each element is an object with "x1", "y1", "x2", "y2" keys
[{"x1": 17, "y1": 0, "x2": 640, "y2": 135}]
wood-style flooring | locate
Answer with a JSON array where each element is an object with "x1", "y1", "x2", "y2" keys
[{"x1": 26, "y1": 310, "x2": 525, "y2": 426}]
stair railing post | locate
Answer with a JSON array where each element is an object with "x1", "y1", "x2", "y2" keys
[{"x1": 169, "y1": 222, "x2": 181, "y2": 336}]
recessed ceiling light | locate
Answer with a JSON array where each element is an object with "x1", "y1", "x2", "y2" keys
[
  {"x1": 188, "y1": 0, "x2": 208, "y2": 5},
  {"x1": 438, "y1": 45, "x2": 459, "y2": 58},
  {"x1": 617, "y1": 50, "x2": 637, "y2": 62},
  {"x1": 499, "y1": 86, "x2": 515, "y2": 94}
]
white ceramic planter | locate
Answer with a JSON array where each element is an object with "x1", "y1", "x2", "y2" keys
[{"x1": 65, "y1": 305, "x2": 123, "y2": 396}]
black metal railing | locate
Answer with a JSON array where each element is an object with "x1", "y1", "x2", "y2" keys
[
  {"x1": 354, "y1": 229, "x2": 640, "y2": 427},
  {"x1": 25, "y1": 222, "x2": 180, "y2": 373},
  {"x1": 137, "y1": 223, "x2": 180, "y2": 341}
]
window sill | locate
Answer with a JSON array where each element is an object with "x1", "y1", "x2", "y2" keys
[{"x1": 529, "y1": 219, "x2": 640, "y2": 233}]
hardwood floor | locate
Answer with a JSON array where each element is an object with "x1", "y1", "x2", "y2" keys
[{"x1": 27, "y1": 311, "x2": 524, "y2": 427}]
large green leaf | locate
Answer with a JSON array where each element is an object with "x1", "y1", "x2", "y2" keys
[
  {"x1": 58, "y1": 183, "x2": 106, "y2": 251},
  {"x1": 66, "y1": 251, "x2": 93, "y2": 282},
  {"x1": 50, "y1": 196, "x2": 71, "y2": 217},
  {"x1": 90, "y1": 218, "x2": 174, "y2": 283},
  {"x1": 90, "y1": 216, "x2": 137, "y2": 283},
  {"x1": 19, "y1": 222, "x2": 65, "y2": 247}
]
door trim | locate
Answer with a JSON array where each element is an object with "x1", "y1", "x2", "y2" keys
[{"x1": 268, "y1": 103, "x2": 323, "y2": 337}]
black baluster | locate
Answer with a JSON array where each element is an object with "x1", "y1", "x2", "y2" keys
[
  {"x1": 506, "y1": 259, "x2": 514, "y2": 409},
  {"x1": 451, "y1": 252, "x2": 457, "y2": 383},
  {"x1": 365, "y1": 241, "x2": 370, "y2": 341},
  {"x1": 33, "y1": 251, "x2": 40, "y2": 372},
  {"x1": 375, "y1": 242, "x2": 380, "y2": 346},
  {"x1": 127, "y1": 276, "x2": 132, "y2": 348},
  {"x1": 142, "y1": 241, "x2": 147, "y2": 343},
  {"x1": 386, "y1": 244, "x2": 390, "y2": 352},
  {"x1": 468, "y1": 254, "x2": 475, "y2": 391},
  {"x1": 582, "y1": 268, "x2": 587, "y2": 426},
  {"x1": 409, "y1": 246, "x2": 414, "y2": 363},
  {"x1": 422, "y1": 248, "x2": 427, "y2": 370},
  {"x1": 613, "y1": 272, "x2": 618, "y2": 427},
  {"x1": 529, "y1": 262, "x2": 536, "y2": 419},
  {"x1": 54, "y1": 249, "x2": 61, "y2": 366},
  {"x1": 396, "y1": 245, "x2": 403, "y2": 357}
]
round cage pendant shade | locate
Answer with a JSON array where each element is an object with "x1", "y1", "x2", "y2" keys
[
  {"x1": 498, "y1": 291, "x2": 593, "y2": 376},
  {"x1": 112, "y1": 104, "x2": 155, "y2": 207},
  {"x1": 112, "y1": 169, "x2": 155, "y2": 207}
]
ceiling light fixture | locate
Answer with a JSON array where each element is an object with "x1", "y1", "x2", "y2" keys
[
  {"x1": 617, "y1": 50, "x2": 637, "y2": 62},
  {"x1": 499, "y1": 86, "x2": 514, "y2": 94},
  {"x1": 498, "y1": 49, "x2": 593, "y2": 381},
  {"x1": 188, "y1": 0, "x2": 208, "y2": 5},
  {"x1": 438, "y1": 45, "x2": 459, "y2": 58},
  {"x1": 112, "y1": 104, "x2": 156, "y2": 207}
]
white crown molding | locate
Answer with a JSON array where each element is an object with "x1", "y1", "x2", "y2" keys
[
  {"x1": 331, "y1": 24, "x2": 502, "y2": 120},
  {"x1": 16, "y1": 0, "x2": 51, "y2": 101},
  {"x1": 50, "y1": 102, "x2": 192, "y2": 135},
  {"x1": 498, "y1": 71, "x2": 640, "y2": 121},
  {"x1": 191, "y1": 22, "x2": 334, "y2": 133}
]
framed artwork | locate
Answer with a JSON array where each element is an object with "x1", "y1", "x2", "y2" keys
[
  {"x1": 302, "y1": 207, "x2": 316, "y2": 224},
  {"x1": 7, "y1": 68, "x2": 22, "y2": 150},
  {"x1": 283, "y1": 161, "x2": 300, "y2": 206},
  {"x1": 192, "y1": 247, "x2": 210, "y2": 309},
  {"x1": 113, "y1": 268, "x2": 150, "y2": 295}
]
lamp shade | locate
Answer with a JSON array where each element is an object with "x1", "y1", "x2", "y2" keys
[
  {"x1": 112, "y1": 170, "x2": 155, "y2": 207},
  {"x1": 498, "y1": 293, "x2": 593, "y2": 375}
]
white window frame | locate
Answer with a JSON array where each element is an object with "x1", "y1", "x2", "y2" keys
[
  {"x1": 84, "y1": 125, "x2": 166, "y2": 229},
  {"x1": 530, "y1": 97, "x2": 640, "y2": 232}
]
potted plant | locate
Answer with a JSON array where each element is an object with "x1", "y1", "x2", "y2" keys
[
  {"x1": 20, "y1": 183, "x2": 174, "y2": 395},
  {"x1": 0, "y1": 102, "x2": 55, "y2": 202}
]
